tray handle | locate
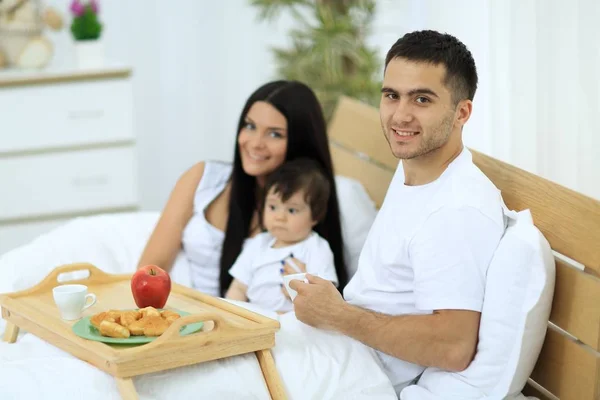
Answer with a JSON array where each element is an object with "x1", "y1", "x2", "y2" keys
[
  {"x1": 138, "y1": 312, "x2": 231, "y2": 351},
  {"x1": 4, "y1": 263, "x2": 121, "y2": 300},
  {"x1": 33, "y1": 263, "x2": 119, "y2": 292},
  {"x1": 50, "y1": 263, "x2": 116, "y2": 282}
]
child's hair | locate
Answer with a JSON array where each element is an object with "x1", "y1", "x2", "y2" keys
[{"x1": 263, "y1": 158, "x2": 331, "y2": 223}]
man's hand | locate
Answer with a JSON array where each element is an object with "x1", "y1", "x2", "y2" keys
[
  {"x1": 280, "y1": 257, "x2": 307, "y2": 300},
  {"x1": 289, "y1": 274, "x2": 347, "y2": 330}
]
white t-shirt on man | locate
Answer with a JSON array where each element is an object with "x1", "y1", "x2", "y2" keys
[
  {"x1": 343, "y1": 148, "x2": 506, "y2": 394},
  {"x1": 230, "y1": 231, "x2": 338, "y2": 313}
]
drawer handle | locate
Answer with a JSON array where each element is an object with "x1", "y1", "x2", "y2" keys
[
  {"x1": 71, "y1": 176, "x2": 109, "y2": 187},
  {"x1": 68, "y1": 110, "x2": 105, "y2": 120}
]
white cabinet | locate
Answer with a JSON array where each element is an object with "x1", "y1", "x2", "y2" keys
[
  {"x1": 0, "y1": 147, "x2": 138, "y2": 220},
  {"x1": 0, "y1": 66, "x2": 138, "y2": 256},
  {"x1": 0, "y1": 79, "x2": 134, "y2": 153}
]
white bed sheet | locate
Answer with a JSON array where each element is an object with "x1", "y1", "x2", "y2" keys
[{"x1": 0, "y1": 212, "x2": 396, "y2": 399}]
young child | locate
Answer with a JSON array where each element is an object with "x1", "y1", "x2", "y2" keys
[{"x1": 225, "y1": 158, "x2": 338, "y2": 313}]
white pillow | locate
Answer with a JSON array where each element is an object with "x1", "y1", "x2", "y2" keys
[
  {"x1": 335, "y1": 175, "x2": 378, "y2": 279},
  {"x1": 401, "y1": 208, "x2": 556, "y2": 400}
]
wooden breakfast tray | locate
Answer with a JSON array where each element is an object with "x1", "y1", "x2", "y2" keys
[{"x1": 0, "y1": 263, "x2": 286, "y2": 400}]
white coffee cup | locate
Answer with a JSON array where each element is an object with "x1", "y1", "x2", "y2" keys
[
  {"x1": 52, "y1": 284, "x2": 97, "y2": 320},
  {"x1": 283, "y1": 273, "x2": 309, "y2": 301}
]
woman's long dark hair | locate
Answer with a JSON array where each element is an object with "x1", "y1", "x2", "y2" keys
[{"x1": 219, "y1": 80, "x2": 348, "y2": 296}]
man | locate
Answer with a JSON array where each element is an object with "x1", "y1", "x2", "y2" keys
[{"x1": 288, "y1": 30, "x2": 506, "y2": 395}]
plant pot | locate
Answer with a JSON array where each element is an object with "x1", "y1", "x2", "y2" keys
[{"x1": 74, "y1": 39, "x2": 105, "y2": 69}]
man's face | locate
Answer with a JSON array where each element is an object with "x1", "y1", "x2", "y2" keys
[{"x1": 379, "y1": 58, "x2": 460, "y2": 160}]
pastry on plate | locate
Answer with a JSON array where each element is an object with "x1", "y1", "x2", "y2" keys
[
  {"x1": 106, "y1": 310, "x2": 122, "y2": 325},
  {"x1": 139, "y1": 306, "x2": 161, "y2": 318},
  {"x1": 90, "y1": 311, "x2": 117, "y2": 328},
  {"x1": 127, "y1": 318, "x2": 147, "y2": 336},
  {"x1": 90, "y1": 311, "x2": 108, "y2": 329},
  {"x1": 90, "y1": 308, "x2": 184, "y2": 339},
  {"x1": 99, "y1": 320, "x2": 130, "y2": 338},
  {"x1": 161, "y1": 310, "x2": 181, "y2": 325},
  {"x1": 142, "y1": 316, "x2": 171, "y2": 337},
  {"x1": 120, "y1": 310, "x2": 141, "y2": 327}
]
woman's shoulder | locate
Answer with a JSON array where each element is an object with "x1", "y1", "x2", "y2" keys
[
  {"x1": 190, "y1": 160, "x2": 232, "y2": 192},
  {"x1": 169, "y1": 161, "x2": 207, "y2": 200},
  {"x1": 203, "y1": 160, "x2": 233, "y2": 182},
  {"x1": 204, "y1": 160, "x2": 233, "y2": 173}
]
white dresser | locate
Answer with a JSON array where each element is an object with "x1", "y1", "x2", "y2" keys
[{"x1": 0, "y1": 66, "x2": 138, "y2": 256}]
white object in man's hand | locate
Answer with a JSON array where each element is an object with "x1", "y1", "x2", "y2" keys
[
  {"x1": 280, "y1": 256, "x2": 308, "y2": 300},
  {"x1": 283, "y1": 272, "x2": 308, "y2": 301}
]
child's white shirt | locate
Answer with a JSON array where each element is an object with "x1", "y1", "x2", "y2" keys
[{"x1": 229, "y1": 231, "x2": 338, "y2": 312}]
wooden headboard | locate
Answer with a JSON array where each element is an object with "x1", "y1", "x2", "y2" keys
[{"x1": 327, "y1": 96, "x2": 600, "y2": 400}]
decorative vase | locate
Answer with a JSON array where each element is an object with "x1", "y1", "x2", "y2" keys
[{"x1": 74, "y1": 39, "x2": 104, "y2": 69}]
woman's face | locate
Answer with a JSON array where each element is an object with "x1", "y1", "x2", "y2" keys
[{"x1": 238, "y1": 101, "x2": 288, "y2": 183}]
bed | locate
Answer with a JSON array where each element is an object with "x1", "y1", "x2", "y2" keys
[{"x1": 1, "y1": 96, "x2": 599, "y2": 399}]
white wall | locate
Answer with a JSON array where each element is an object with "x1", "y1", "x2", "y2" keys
[
  {"x1": 46, "y1": 0, "x2": 293, "y2": 210},
  {"x1": 375, "y1": 0, "x2": 600, "y2": 200},
  {"x1": 43, "y1": 0, "x2": 600, "y2": 209},
  {"x1": 371, "y1": 0, "x2": 494, "y2": 155}
]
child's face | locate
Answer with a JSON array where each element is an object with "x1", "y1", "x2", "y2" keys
[{"x1": 263, "y1": 187, "x2": 316, "y2": 246}]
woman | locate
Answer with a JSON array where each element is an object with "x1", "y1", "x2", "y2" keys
[{"x1": 137, "y1": 80, "x2": 348, "y2": 297}]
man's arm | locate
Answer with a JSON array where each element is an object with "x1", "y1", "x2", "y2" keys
[
  {"x1": 335, "y1": 301, "x2": 480, "y2": 371},
  {"x1": 291, "y1": 275, "x2": 480, "y2": 372}
]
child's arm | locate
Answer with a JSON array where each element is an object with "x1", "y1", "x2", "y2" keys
[
  {"x1": 227, "y1": 235, "x2": 260, "y2": 302},
  {"x1": 225, "y1": 279, "x2": 249, "y2": 302}
]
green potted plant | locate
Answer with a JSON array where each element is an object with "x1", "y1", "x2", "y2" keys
[
  {"x1": 69, "y1": 0, "x2": 104, "y2": 69},
  {"x1": 251, "y1": 0, "x2": 381, "y2": 121}
]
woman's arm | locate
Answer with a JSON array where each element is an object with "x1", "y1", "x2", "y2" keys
[
  {"x1": 225, "y1": 279, "x2": 248, "y2": 301},
  {"x1": 137, "y1": 162, "x2": 205, "y2": 273}
]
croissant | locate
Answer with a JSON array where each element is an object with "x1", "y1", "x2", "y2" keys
[
  {"x1": 161, "y1": 310, "x2": 180, "y2": 324},
  {"x1": 90, "y1": 312, "x2": 108, "y2": 329},
  {"x1": 160, "y1": 310, "x2": 178, "y2": 318},
  {"x1": 139, "y1": 306, "x2": 161, "y2": 318},
  {"x1": 127, "y1": 318, "x2": 147, "y2": 336},
  {"x1": 143, "y1": 316, "x2": 170, "y2": 337},
  {"x1": 90, "y1": 311, "x2": 119, "y2": 328},
  {"x1": 99, "y1": 320, "x2": 130, "y2": 338},
  {"x1": 120, "y1": 310, "x2": 141, "y2": 327},
  {"x1": 106, "y1": 310, "x2": 122, "y2": 325}
]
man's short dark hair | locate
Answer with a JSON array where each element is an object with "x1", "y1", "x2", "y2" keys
[
  {"x1": 385, "y1": 30, "x2": 478, "y2": 103},
  {"x1": 263, "y1": 158, "x2": 331, "y2": 222}
]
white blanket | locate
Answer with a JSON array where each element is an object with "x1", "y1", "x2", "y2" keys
[{"x1": 0, "y1": 213, "x2": 396, "y2": 399}]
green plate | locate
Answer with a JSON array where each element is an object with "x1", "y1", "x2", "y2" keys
[{"x1": 72, "y1": 309, "x2": 204, "y2": 344}]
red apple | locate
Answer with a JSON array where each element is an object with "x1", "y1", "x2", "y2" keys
[{"x1": 131, "y1": 265, "x2": 171, "y2": 308}]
